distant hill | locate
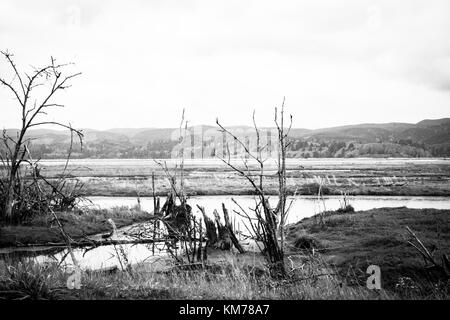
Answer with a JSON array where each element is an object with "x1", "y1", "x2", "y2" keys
[
  {"x1": 286, "y1": 118, "x2": 450, "y2": 158},
  {"x1": 105, "y1": 128, "x2": 153, "y2": 138},
  {"x1": 417, "y1": 118, "x2": 450, "y2": 127},
  {"x1": 298, "y1": 122, "x2": 415, "y2": 141},
  {"x1": 2, "y1": 118, "x2": 449, "y2": 158}
]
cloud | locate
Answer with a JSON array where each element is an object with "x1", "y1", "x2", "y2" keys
[{"x1": 0, "y1": 0, "x2": 449, "y2": 130}]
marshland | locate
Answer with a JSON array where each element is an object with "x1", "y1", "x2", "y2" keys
[
  {"x1": 34, "y1": 158, "x2": 450, "y2": 197},
  {"x1": 1, "y1": 154, "x2": 449, "y2": 299},
  {"x1": 1, "y1": 7, "x2": 450, "y2": 299}
]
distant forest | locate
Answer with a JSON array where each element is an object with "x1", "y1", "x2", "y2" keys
[{"x1": 3, "y1": 118, "x2": 450, "y2": 159}]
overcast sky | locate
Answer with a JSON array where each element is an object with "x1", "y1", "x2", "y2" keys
[{"x1": 1, "y1": 0, "x2": 449, "y2": 130}]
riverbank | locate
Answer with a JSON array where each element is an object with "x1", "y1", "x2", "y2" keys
[
  {"x1": 0, "y1": 206, "x2": 151, "y2": 247},
  {"x1": 76, "y1": 184, "x2": 450, "y2": 197}
]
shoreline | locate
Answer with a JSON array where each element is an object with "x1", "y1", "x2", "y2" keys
[{"x1": 78, "y1": 189, "x2": 450, "y2": 197}]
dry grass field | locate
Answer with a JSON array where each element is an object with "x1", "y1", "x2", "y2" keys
[{"x1": 37, "y1": 158, "x2": 450, "y2": 197}]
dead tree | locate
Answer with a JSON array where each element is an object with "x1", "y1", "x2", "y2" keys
[
  {"x1": 152, "y1": 110, "x2": 207, "y2": 264},
  {"x1": 216, "y1": 98, "x2": 292, "y2": 278},
  {"x1": 213, "y1": 209, "x2": 232, "y2": 250},
  {"x1": 197, "y1": 205, "x2": 218, "y2": 245},
  {"x1": 221, "y1": 203, "x2": 245, "y2": 253},
  {"x1": 0, "y1": 50, "x2": 82, "y2": 223},
  {"x1": 197, "y1": 204, "x2": 244, "y2": 253}
]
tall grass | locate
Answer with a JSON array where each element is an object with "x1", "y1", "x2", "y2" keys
[
  {"x1": 0, "y1": 259, "x2": 61, "y2": 299},
  {"x1": 0, "y1": 254, "x2": 394, "y2": 300}
]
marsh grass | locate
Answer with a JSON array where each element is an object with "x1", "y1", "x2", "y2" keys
[
  {"x1": 286, "y1": 207, "x2": 450, "y2": 298},
  {"x1": 0, "y1": 259, "x2": 60, "y2": 299},
  {"x1": 50, "y1": 159, "x2": 450, "y2": 198},
  {"x1": 0, "y1": 253, "x2": 393, "y2": 300}
]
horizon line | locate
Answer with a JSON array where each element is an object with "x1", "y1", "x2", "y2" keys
[{"x1": 3, "y1": 117, "x2": 449, "y2": 132}]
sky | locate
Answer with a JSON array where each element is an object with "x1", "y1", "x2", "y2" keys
[{"x1": 1, "y1": 0, "x2": 449, "y2": 130}]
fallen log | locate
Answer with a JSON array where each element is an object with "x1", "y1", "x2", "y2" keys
[
  {"x1": 86, "y1": 265, "x2": 119, "y2": 275},
  {"x1": 7, "y1": 237, "x2": 205, "y2": 249}
]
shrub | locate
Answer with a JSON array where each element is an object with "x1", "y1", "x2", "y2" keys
[{"x1": 336, "y1": 205, "x2": 355, "y2": 214}]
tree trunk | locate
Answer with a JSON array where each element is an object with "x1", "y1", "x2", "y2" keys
[
  {"x1": 221, "y1": 203, "x2": 245, "y2": 253},
  {"x1": 3, "y1": 166, "x2": 17, "y2": 222},
  {"x1": 3, "y1": 185, "x2": 14, "y2": 221},
  {"x1": 197, "y1": 205, "x2": 218, "y2": 246},
  {"x1": 269, "y1": 260, "x2": 286, "y2": 279}
]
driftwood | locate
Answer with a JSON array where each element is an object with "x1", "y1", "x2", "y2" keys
[{"x1": 86, "y1": 265, "x2": 119, "y2": 275}]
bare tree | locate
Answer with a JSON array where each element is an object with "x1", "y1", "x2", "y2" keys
[
  {"x1": 0, "y1": 50, "x2": 83, "y2": 223},
  {"x1": 216, "y1": 98, "x2": 293, "y2": 278}
]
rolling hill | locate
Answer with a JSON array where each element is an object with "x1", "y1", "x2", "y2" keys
[{"x1": 2, "y1": 119, "x2": 449, "y2": 158}]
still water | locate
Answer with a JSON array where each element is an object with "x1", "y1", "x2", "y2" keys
[{"x1": 85, "y1": 195, "x2": 450, "y2": 224}]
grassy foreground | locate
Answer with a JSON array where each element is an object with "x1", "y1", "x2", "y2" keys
[
  {"x1": 0, "y1": 252, "x2": 392, "y2": 300},
  {"x1": 0, "y1": 206, "x2": 151, "y2": 247},
  {"x1": 0, "y1": 207, "x2": 449, "y2": 299}
]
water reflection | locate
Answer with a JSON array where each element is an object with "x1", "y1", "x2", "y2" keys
[{"x1": 85, "y1": 195, "x2": 450, "y2": 224}]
